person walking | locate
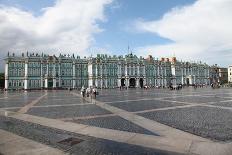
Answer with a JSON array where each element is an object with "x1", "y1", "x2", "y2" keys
[
  {"x1": 81, "y1": 86, "x2": 85, "y2": 97},
  {"x1": 93, "y1": 87, "x2": 97, "y2": 99}
]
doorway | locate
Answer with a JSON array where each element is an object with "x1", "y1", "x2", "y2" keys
[
  {"x1": 129, "y1": 78, "x2": 136, "y2": 88},
  {"x1": 48, "y1": 79, "x2": 53, "y2": 88},
  {"x1": 139, "y1": 78, "x2": 143, "y2": 88},
  {"x1": 186, "y1": 78, "x2": 190, "y2": 86},
  {"x1": 121, "y1": 78, "x2": 125, "y2": 87}
]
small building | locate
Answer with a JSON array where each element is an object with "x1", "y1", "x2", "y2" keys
[{"x1": 218, "y1": 67, "x2": 228, "y2": 84}]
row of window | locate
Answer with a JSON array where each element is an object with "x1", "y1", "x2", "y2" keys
[{"x1": 8, "y1": 80, "x2": 41, "y2": 88}]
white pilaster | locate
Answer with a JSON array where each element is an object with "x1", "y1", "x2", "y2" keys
[
  {"x1": 53, "y1": 78, "x2": 56, "y2": 88},
  {"x1": 59, "y1": 63, "x2": 61, "y2": 87},
  {"x1": 40, "y1": 62, "x2": 43, "y2": 88},
  {"x1": 45, "y1": 79, "x2": 48, "y2": 88},
  {"x1": 4, "y1": 63, "x2": 8, "y2": 89},
  {"x1": 24, "y1": 62, "x2": 28, "y2": 90},
  {"x1": 137, "y1": 65, "x2": 140, "y2": 76},
  {"x1": 125, "y1": 65, "x2": 128, "y2": 76},
  {"x1": 136, "y1": 78, "x2": 139, "y2": 87},
  {"x1": 72, "y1": 63, "x2": 76, "y2": 88},
  {"x1": 118, "y1": 79, "x2": 121, "y2": 87}
]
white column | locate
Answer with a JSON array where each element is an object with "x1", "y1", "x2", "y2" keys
[
  {"x1": 72, "y1": 63, "x2": 76, "y2": 88},
  {"x1": 126, "y1": 78, "x2": 129, "y2": 87},
  {"x1": 125, "y1": 65, "x2": 128, "y2": 76},
  {"x1": 117, "y1": 64, "x2": 120, "y2": 75},
  {"x1": 88, "y1": 63, "x2": 93, "y2": 87},
  {"x1": 40, "y1": 62, "x2": 43, "y2": 88},
  {"x1": 143, "y1": 65, "x2": 145, "y2": 75},
  {"x1": 105, "y1": 79, "x2": 108, "y2": 88},
  {"x1": 95, "y1": 64, "x2": 98, "y2": 87},
  {"x1": 143, "y1": 78, "x2": 146, "y2": 86},
  {"x1": 136, "y1": 78, "x2": 139, "y2": 87},
  {"x1": 24, "y1": 62, "x2": 28, "y2": 90},
  {"x1": 5, "y1": 63, "x2": 8, "y2": 89},
  {"x1": 45, "y1": 79, "x2": 48, "y2": 88},
  {"x1": 101, "y1": 78, "x2": 103, "y2": 89},
  {"x1": 133, "y1": 65, "x2": 135, "y2": 75},
  {"x1": 53, "y1": 78, "x2": 56, "y2": 88},
  {"x1": 53, "y1": 63, "x2": 56, "y2": 88},
  {"x1": 137, "y1": 65, "x2": 140, "y2": 76},
  {"x1": 118, "y1": 79, "x2": 121, "y2": 87},
  {"x1": 157, "y1": 65, "x2": 160, "y2": 77},
  {"x1": 59, "y1": 63, "x2": 61, "y2": 87},
  {"x1": 46, "y1": 63, "x2": 49, "y2": 76},
  {"x1": 96, "y1": 79, "x2": 98, "y2": 87}
]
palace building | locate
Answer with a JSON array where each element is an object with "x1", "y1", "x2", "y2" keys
[{"x1": 4, "y1": 52, "x2": 211, "y2": 90}]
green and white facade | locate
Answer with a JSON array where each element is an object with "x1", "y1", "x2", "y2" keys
[{"x1": 4, "y1": 52, "x2": 211, "y2": 90}]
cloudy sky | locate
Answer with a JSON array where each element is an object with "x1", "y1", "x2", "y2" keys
[{"x1": 0, "y1": 0, "x2": 231, "y2": 71}]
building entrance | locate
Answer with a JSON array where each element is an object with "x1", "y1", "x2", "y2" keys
[
  {"x1": 129, "y1": 78, "x2": 136, "y2": 88},
  {"x1": 139, "y1": 78, "x2": 143, "y2": 88},
  {"x1": 121, "y1": 78, "x2": 125, "y2": 87},
  {"x1": 186, "y1": 78, "x2": 190, "y2": 86},
  {"x1": 48, "y1": 79, "x2": 53, "y2": 88}
]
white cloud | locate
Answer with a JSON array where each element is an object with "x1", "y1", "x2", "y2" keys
[
  {"x1": 135, "y1": 0, "x2": 232, "y2": 66},
  {"x1": 0, "y1": 0, "x2": 112, "y2": 60}
]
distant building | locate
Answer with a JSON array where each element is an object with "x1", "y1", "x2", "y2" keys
[
  {"x1": 218, "y1": 67, "x2": 228, "y2": 84},
  {"x1": 210, "y1": 64, "x2": 220, "y2": 84},
  {"x1": 170, "y1": 58, "x2": 210, "y2": 86},
  {"x1": 4, "y1": 52, "x2": 211, "y2": 90}
]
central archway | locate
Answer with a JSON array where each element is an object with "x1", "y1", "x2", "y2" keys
[
  {"x1": 48, "y1": 78, "x2": 53, "y2": 88},
  {"x1": 121, "y1": 78, "x2": 125, "y2": 87},
  {"x1": 139, "y1": 78, "x2": 143, "y2": 88},
  {"x1": 129, "y1": 78, "x2": 136, "y2": 88},
  {"x1": 186, "y1": 78, "x2": 190, "y2": 86}
]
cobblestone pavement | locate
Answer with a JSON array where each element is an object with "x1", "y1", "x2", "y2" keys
[
  {"x1": 0, "y1": 116, "x2": 180, "y2": 155},
  {"x1": 211, "y1": 101, "x2": 232, "y2": 107},
  {"x1": 138, "y1": 106, "x2": 232, "y2": 141},
  {"x1": 107, "y1": 99, "x2": 186, "y2": 112},
  {"x1": 163, "y1": 96, "x2": 229, "y2": 104},
  {"x1": 70, "y1": 115, "x2": 158, "y2": 135},
  {"x1": 27, "y1": 104, "x2": 113, "y2": 119},
  {"x1": 1, "y1": 88, "x2": 232, "y2": 154}
]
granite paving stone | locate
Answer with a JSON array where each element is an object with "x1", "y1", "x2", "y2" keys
[
  {"x1": 71, "y1": 116, "x2": 158, "y2": 135},
  {"x1": 163, "y1": 96, "x2": 228, "y2": 104},
  {"x1": 107, "y1": 100, "x2": 185, "y2": 112},
  {"x1": 0, "y1": 97, "x2": 41, "y2": 108},
  {"x1": 36, "y1": 98, "x2": 87, "y2": 106},
  {"x1": 0, "y1": 116, "x2": 181, "y2": 155},
  {"x1": 211, "y1": 102, "x2": 232, "y2": 107},
  {"x1": 27, "y1": 104, "x2": 113, "y2": 119},
  {"x1": 138, "y1": 106, "x2": 232, "y2": 141}
]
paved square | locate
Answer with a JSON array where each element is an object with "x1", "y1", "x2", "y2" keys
[
  {"x1": 71, "y1": 115, "x2": 158, "y2": 135},
  {"x1": 107, "y1": 99, "x2": 186, "y2": 112},
  {"x1": 1, "y1": 88, "x2": 232, "y2": 155},
  {"x1": 27, "y1": 104, "x2": 112, "y2": 119},
  {"x1": 163, "y1": 95, "x2": 229, "y2": 104},
  {"x1": 211, "y1": 101, "x2": 232, "y2": 107},
  {"x1": 139, "y1": 106, "x2": 232, "y2": 141}
]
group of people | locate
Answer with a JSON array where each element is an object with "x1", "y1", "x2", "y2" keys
[
  {"x1": 81, "y1": 86, "x2": 98, "y2": 99},
  {"x1": 211, "y1": 83, "x2": 220, "y2": 89}
]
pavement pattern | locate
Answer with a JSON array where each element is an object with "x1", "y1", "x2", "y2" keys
[{"x1": 1, "y1": 88, "x2": 232, "y2": 154}]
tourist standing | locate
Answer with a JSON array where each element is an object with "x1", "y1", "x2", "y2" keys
[
  {"x1": 93, "y1": 87, "x2": 97, "y2": 99},
  {"x1": 81, "y1": 86, "x2": 85, "y2": 97}
]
